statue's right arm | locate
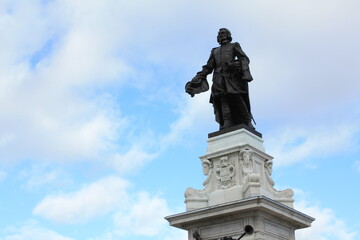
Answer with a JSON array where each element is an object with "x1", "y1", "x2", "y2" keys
[{"x1": 197, "y1": 49, "x2": 215, "y2": 77}]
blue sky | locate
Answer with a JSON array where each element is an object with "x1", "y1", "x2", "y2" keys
[{"x1": 0, "y1": 0, "x2": 360, "y2": 239}]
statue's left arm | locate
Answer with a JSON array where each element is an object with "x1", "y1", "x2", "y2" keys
[{"x1": 234, "y1": 42, "x2": 253, "y2": 82}]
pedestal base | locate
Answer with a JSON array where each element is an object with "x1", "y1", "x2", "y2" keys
[{"x1": 166, "y1": 196, "x2": 314, "y2": 240}]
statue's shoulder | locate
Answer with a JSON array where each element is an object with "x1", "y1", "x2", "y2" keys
[{"x1": 210, "y1": 46, "x2": 218, "y2": 55}]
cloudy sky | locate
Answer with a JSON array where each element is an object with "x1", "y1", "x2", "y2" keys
[{"x1": 1, "y1": 0, "x2": 360, "y2": 239}]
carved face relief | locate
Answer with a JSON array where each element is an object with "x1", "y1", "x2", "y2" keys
[
  {"x1": 243, "y1": 152, "x2": 251, "y2": 164},
  {"x1": 202, "y1": 162, "x2": 210, "y2": 175},
  {"x1": 265, "y1": 160, "x2": 273, "y2": 176},
  {"x1": 240, "y1": 148, "x2": 253, "y2": 172},
  {"x1": 201, "y1": 159, "x2": 212, "y2": 175}
]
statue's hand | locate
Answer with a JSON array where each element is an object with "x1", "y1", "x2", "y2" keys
[{"x1": 185, "y1": 75, "x2": 209, "y2": 97}]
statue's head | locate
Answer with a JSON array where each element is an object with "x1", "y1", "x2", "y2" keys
[
  {"x1": 240, "y1": 148, "x2": 252, "y2": 161},
  {"x1": 217, "y1": 28, "x2": 232, "y2": 44}
]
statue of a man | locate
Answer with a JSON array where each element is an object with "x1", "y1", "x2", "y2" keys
[{"x1": 186, "y1": 28, "x2": 255, "y2": 130}]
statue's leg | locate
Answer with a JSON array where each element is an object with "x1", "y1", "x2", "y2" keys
[
  {"x1": 220, "y1": 96, "x2": 233, "y2": 129},
  {"x1": 233, "y1": 94, "x2": 254, "y2": 129},
  {"x1": 212, "y1": 97, "x2": 223, "y2": 129}
]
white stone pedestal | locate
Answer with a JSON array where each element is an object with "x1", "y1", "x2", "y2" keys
[
  {"x1": 166, "y1": 127, "x2": 314, "y2": 239},
  {"x1": 184, "y1": 127, "x2": 294, "y2": 211}
]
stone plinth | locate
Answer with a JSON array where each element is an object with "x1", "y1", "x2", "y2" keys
[
  {"x1": 207, "y1": 125, "x2": 265, "y2": 154},
  {"x1": 185, "y1": 128, "x2": 294, "y2": 211},
  {"x1": 166, "y1": 196, "x2": 314, "y2": 240}
]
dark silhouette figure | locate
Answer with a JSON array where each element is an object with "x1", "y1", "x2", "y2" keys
[{"x1": 186, "y1": 28, "x2": 255, "y2": 130}]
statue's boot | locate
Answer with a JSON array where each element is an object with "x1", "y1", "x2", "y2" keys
[
  {"x1": 222, "y1": 118, "x2": 233, "y2": 129},
  {"x1": 220, "y1": 116, "x2": 233, "y2": 130},
  {"x1": 241, "y1": 112, "x2": 255, "y2": 130}
]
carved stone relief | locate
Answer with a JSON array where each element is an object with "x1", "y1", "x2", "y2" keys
[
  {"x1": 185, "y1": 159, "x2": 215, "y2": 199},
  {"x1": 264, "y1": 159, "x2": 275, "y2": 187},
  {"x1": 239, "y1": 148, "x2": 254, "y2": 174},
  {"x1": 239, "y1": 148, "x2": 260, "y2": 185},
  {"x1": 215, "y1": 156, "x2": 236, "y2": 189},
  {"x1": 264, "y1": 159, "x2": 294, "y2": 200}
]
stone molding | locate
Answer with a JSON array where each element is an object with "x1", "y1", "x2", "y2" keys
[{"x1": 166, "y1": 196, "x2": 314, "y2": 240}]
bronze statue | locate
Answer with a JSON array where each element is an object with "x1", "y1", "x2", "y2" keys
[{"x1": 185, "y1": 28, "x2": 255, "y2": 130}]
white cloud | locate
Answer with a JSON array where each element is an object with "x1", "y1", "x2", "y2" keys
[
  {"x1": 32, "y1": 175, "x2": 180, "y2": 239},
  {"x1": 110, "y1": 146, "x2": 157, "y2": 174},
  {"x1": 113, "y1": 192, "x2": 170, "y2": 237},
  {"x1": 33, "y1": 176, "x2": 129, "y2": 224},
  {"x1": 0, "y1": 91, "x2": 127, "y2": 163},
  {"x1": 265, "y1": 124, "x2": 359, "y2": 166},
  {"x1": 18, "y1": 164, "x2": 71, "y2": 190},
  {"x1": 295, "y1": 201, "x2": 357, "y2": 240},
  {"x1": 87, "y1": 195, "x2": 186, "y2": 240},
  {"x1": 2, "y1": 220, "x2": 74, "y2": 240},
  {"x1": 160, "y1": 91, "x2": 214, "y2": 147},
  {"x1": 0, "y1": 0, "x2": 133, "y2": 165},
  {"x1": 108, "y1": 90, "x2": 215, "y2": 174}
]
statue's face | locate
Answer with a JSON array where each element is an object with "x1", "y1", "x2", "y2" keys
[
  {"x1": 218, "y1": 29, "x2": 230, "y2": 43},
  {"x1": 243, "y1": 153, "x2": 250, "y2": 161}
]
